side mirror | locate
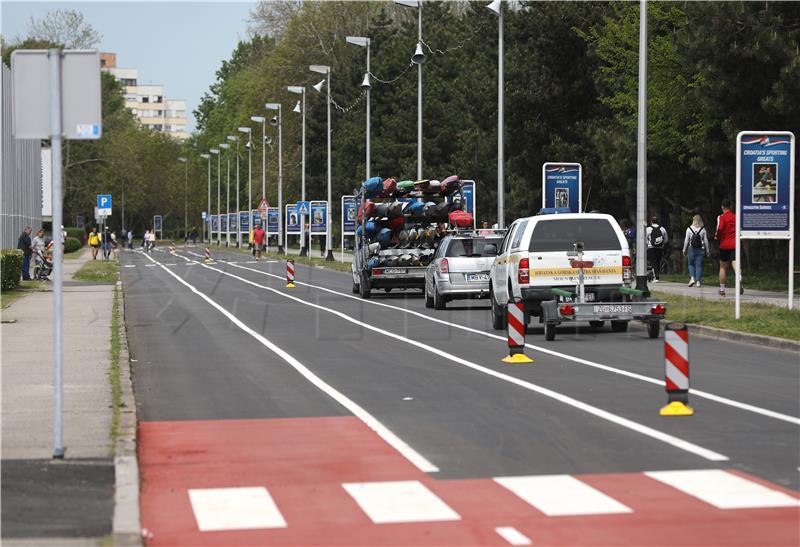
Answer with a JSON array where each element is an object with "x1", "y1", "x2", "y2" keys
[{"x1": 484, "y1": 244, "x2": 498, "y2": 256}]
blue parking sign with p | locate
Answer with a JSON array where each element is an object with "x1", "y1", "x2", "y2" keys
[{"x1": 97, "y1": 194, "x2": 112, "y2": 210}]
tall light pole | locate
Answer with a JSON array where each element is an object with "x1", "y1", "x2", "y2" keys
[
  {"x1": 177, "y1": 156, "x2": 188, "y2": 240},
  {"x1": 265, "y1": 103, "x2": 284, "y2": 253},
  {"x1": 250, "y1": 116, "x2": 266, "y2": 203},
  {"x1": 346, "y1": 36, "x2": 372, "y2": 180},
  {"x1": 219, "y1": 142, "x2": 231, "y2": 246},
  {"x1": 211, "y1": 148, "x2": 220, "y2": 244},
  {"x1": 227, "y1": 135, "x2": 239, "y2": 246},
  {"x1": 396, "y1": 0, "x2": 424, "y2": 179},
  {"x1": 310, "y1": 64, "x2": 334, "y2": 261},
  {"x1": 288, "y1": 85, "x2": 307, "y2": 256},
  {"x1": 201, "y1": 153, "x2": 211, "y2": 243},
  {"x1": 488, "y1": 0, "x2": 504, "y2": 229},
  {"x1": 636, "y1": 0, "x2": 648, "y2": 292},
  {"x1": 238, "y1": 127, "x2": 253, "y2": 219}
]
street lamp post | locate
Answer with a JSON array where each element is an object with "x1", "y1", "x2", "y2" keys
[
  {"x1": 219, "y1": 142, "x2": 231, "y2": 246},
  {"x1": 201, "y1": 153, "x2": 211, "y2": 243},
  {"x1": 288, "y1": 85, "x2": 307, "y2": 256},
  {"x1": 488, "y1": 0, "x2": 504, "y2": 229},
  {"x1": 346, "y1": 36, "x2": 371, "y2": 180},
  {"x1": 177, "y1": 156, "x2": 188, "y2": 240},
  {"x1": 227, "y1": 135, "x2": 239, "y2": 246},
  {"x1": 310, "y1": 64, "x2": 334, "y2": 261},
  {"x1": 265, "y1": 103, "x2": 284, "y2": 253},
  {"x1": 395, "y1": 0, "x2": 424, "y2": 179},
  {"x1": 636, "y1": 0, "x2": 648, "y2": 292},
  {"x1": 211, "y1": 148, "x2": 220, "y2": 244},
  {"x1": 250, "y1": 116, "x2": 266, "y2": 204},
  {"x1": 238, "y1": 127, "x2": 253, "y2": 220}
]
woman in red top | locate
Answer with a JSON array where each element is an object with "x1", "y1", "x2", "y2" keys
[
  {"x1": 714, "y1": 199, "x2": 740, "y2": 296},
  {"x1": 252, "y1": 223, "x2": 266, "y2": 260}
]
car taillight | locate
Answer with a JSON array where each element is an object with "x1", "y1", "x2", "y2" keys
[
  {"x1": 559, "y1": 304, "x2": 575, "y2": 316},
  {"x1": 651, "y1": 304, "x2": 666, "y2": 316},
  {"x1": 518, "y1": 258, "x2": 530, "y2": 285},
  {"x1": 438, "y1": 258, "x2": 449, "y2": 274},
  {"x1": 373, "y1": 268, "x2": 382, "y2": 276},
  {"x1": 622, "y1": 255, "x2": 632, "y2": 267}
]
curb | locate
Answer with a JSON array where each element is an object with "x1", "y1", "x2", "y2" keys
[
  {"x1": 684, "y1": 322, "x2": 799, "y2": 352},
  {"x1": 112, "y1": 280, "x2": 142, "y2": 547}
]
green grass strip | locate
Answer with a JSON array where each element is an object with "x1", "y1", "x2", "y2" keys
[
  {"x1": 109, "y1": 285, "x2": 122, "y2": 451},
  {"x1": 73, "y1": 258, "x2": 119, "y2": 282}
]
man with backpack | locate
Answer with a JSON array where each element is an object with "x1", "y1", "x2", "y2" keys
[{"x1": 645, "y1": 216, "x2": 668, "y2": 282}]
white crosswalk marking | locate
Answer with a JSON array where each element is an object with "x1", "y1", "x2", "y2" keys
[
  {"x1": 645, "y1": 469, "x2": 800, "y2": 509},
  {"x1": 495, "y1": 526, "x2": 532, "y2": 545},
  {"x1": 188, "y1": 487, "x2": 287, "y2": 532},
  {"x1": 494, "y1": 475, "x2": 632, "y2": 516},
  {"x1": 342, "y1": 480, "x2": 460, "y2": 524}
]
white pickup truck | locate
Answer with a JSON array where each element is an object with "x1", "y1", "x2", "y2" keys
[{"x1": 488, "y1": 213, "x2": 666, "y2": 340}]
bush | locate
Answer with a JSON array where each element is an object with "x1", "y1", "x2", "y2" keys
[
  {"x1": 64, "y1": 237, "x2": 81, "y2": 253},
  {"x1": 65, "y1": 227, "x2": 84, "y2": 242},
  {"x1": 1, "y1": 249, "x2": 23, "y2": 291}
]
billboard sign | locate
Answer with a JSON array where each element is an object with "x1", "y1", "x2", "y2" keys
[
  {"x1": 239, "y1": 211, "x2": 250, "y2": 233},
  {"x1": 310, "y1": 200, "x2": 328, "y2": 234},
  {"x1": 267, "y1": 207, "x2": 280, "y2": 235},
  {"x1": 285, "y1": 204, "x2": 301, "y2": 234},
  {"x1": 210, "y1": 215, "x2": 218, "y2": 232},
  {"x1": 220, "y1": 214, "x2": 227, "y2": 232},
  {"x1": 542, "y1": 163, "x2": 582, "y2": 213},
  {"x1": 228, "y1": 213, "x2": 237, "y2": 232},
  {"x1": 342, "y1": 195, "x2": 358, "y2": 235}
]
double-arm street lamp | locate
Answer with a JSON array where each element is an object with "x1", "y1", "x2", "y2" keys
[
  {"x1": 310, "y1": 64, "x2": 334, "y2": 261},
  {"x1": 250, "y1": 116, "x2": 267, "y2": 204},
  {"x1": 395, "y1": 0, "x2": 425, "y2": 180},
  {"x1": 265, "y1": 103, "x2": 283, "y2": 253},
  {"x1": 210, "y1": 148, "x2": 220, "y2": 244},
  {"x1": 346, "y1": 36, "x2": 372, "y2": 180},
  {"x1": 287, "y1": 85, "x2": 307, "y2": 256},
  {"x1": 200, "y1": 152, "x2": 211, "y2": 242},
  {"x1": 487, "y1": 0, "x2": 504, "y2": 228},
  {"x1": 177, "y1": 156, "x2": 188, "y2": 239},
  {"x1": 238, "y1": 127, "x2": 253, "y2": 218},
  {"x1": 219, "y1": 142, "x2": 231, "y2": 246}
]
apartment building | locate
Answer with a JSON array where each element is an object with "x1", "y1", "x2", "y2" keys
[{"x1": 102, "y1": 53, "x2": 188, "y2": 140}]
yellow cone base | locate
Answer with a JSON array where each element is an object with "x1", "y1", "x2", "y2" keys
[
  {"x1": 502, "y1": 353, "x2": 534, "y2": 364},
  {"x1": 659, "y1": 401, "x2": 694, "y2": 416},
  {"x1": 286, "y1": 283, "x2": 296, "y2": 288}
]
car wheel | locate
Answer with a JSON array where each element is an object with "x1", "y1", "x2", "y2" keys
[
  {"x1": 433, "y1": 284, "x2": 446, "y2": 310},
  {"x1": 424, "y1": 283, "x2": 434, "y2": 308},
  {"x1": 647, "y1": 320, "x2": 660, "y2": 339},
  {"x1": 352, "y1": 280, "x2": 359, "y2": 294},
  {"x1": 611, "y1": 320, "x2": 629, "y2": 332},
  {"x1": 490, "y1": 287, "x2": 507, "y2": 330},
  {"x1": 359, "y1": 273, "x2": 371, "y2": 299},
  {"x1": 545, "y1": 323, "x2": 556, "y2": 341},
  {"x1": 589, "y1": 320, "x2": 605, "y2": 328}
]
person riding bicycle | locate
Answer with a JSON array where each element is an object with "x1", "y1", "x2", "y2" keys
[{"x1": 645, "y1": 216, "x2": 668, "y2": 282}]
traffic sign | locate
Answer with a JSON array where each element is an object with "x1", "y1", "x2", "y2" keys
[
  {"x1": 202, "y1": 211, "x2": 207, "y2": 220},
  {"x1": 257, "y1": 198, "x2": 269, "y2": 213},
  {"x1": 97, "y1": 194, "x2": 112, "y2": 213},
  {"x1": 296, "y1": 201, "x2": 311, "y2": 215}
]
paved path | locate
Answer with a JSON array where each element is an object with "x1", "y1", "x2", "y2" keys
[
  {"x1": 651, "y1": 280, "x2": 794, "y2": 308},
  {"x1": 1, "y1": 248, "x2": 115, "y2": 543},
  {"x1": 121, "y1": 246, "x2": 799, "y2": 546}
]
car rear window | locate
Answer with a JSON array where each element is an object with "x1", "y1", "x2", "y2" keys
[
  {"x1": 529, "y1": 219, "x2": 621, "y2": 252},
  {"x1": 445, "y1": 237, "x2": 503, "y2": 257}
]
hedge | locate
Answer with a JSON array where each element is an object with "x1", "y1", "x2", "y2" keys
[
  {"x1": 64, "y1": 237, "x2": 81, "y2": 253},
  {"x1": 65, "y1": 227, "x2": 84, "y2": 242},
  {"x1": 1, "y1": 249, "x2": 23, "y2": 291}
]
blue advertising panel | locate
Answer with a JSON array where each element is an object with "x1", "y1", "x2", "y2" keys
[
  {"x1": 737, "y1": 132, "x2": 794, "y2": 239},
  {"x1": 228, "y1": 213, "x2": 237, "y2": 232},
  {"x1": 285, "y1": 205, "x2": 300, "y2": 234},
  {"x1": 267, "y1": 207, "x2": 280, "y2": 235},
  {"x1": 341, "y1": 195, "x2": 358, "y2": 235},
  {"x1": 542, "y1": 163, "x2": 582, "y2": 213},
  {"x1": 210, "y1": 215, "x2": 218, "y2": 232},
  {"x1": 239, "y1": 211, "x2": 250, "y2": 233},
  {"x1": 220, "y1": 214, "x2": 227, "y2": 232},
  {"x1": 250, "y1": 210, "x2": 259, "y2": 229},
  {"x1": 310, "y1": 200, "x2": 328, "y2": 234},
  {"x1": 153, "y1": 215, "x2": 162, "y2": 231}
]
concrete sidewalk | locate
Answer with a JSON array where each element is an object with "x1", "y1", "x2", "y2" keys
[
  {"x1": 1, "y1": 248, "x2": 117, "y2": 544},
  {"x1": 650, "y1": 280, "x2": 795, "y2": 308}
]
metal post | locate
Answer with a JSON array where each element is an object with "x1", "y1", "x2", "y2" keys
[
  {"x1": 497, "y1": 3, "x2": 504, "y2": 229},
  {"x1": 300, "y1": 90, "x2": 308, "y2": 256},
  {"x1": 261, "y1": 121, "x2": 266, "y2": 201},
  {"x1": 326, "y1": 70, "x2": 334, "y2": 261},
  {"x1": 277, "y1": 107, "x2": 284, "y2": 254},
  {"x1": 790, "y1": 137, "x2": 796, "y2": 311},
  {"x1": 235, "y1": 140, "x2": 240, "y2": 247},
  {"x1": 417, "y1": 3, "x2": 423, "y2": 181},
  {"x1": 247, "y1": 131, "x2": 252, "y2": 218},
  {"x1": 49, "y1": 49, "x2": 65, "y2": 458},
  {"x1": 216, "y1": 151, "x2": 221, "y2": 245},
  {"x1": 635, "y1": 0, "x2": 649, "y2": 292},
  {"x1": 226, "y1": 151, "x2": 231, "y2": 247},
  {"x1": 366, "y1": 42, "x2": 371, "y2": 180},
  {"x1": 206, "y1": 154, "x2": 211, "y2": 243},
  {"x1": 183, "y1": 159, "x2": 188, "y2": 240}
]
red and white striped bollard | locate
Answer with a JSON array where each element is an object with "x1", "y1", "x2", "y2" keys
[
  {"x1": 660, "y1": 322, "x2": 694, "y2": 416},
  {"x1": 204, "y1": 247, "x2": 211, "y2": 262},
  {"x1": 502, "y1": 300, "x2": 534, "y2": 364},
  {"x1": 286, "y1": 259, "x2": 296, "y2": 288}
]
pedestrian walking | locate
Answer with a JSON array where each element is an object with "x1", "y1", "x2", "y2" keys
[
  {"x1": 645, "y1": 216, "x2": 668, "y2": 282},
  {"x1": 190, "y1": 227, "x2": 198, "y2": 245},
  {"x1": 110, "y1": 231, "x2": 118, "y2": 259},
  {"x1": 17, "y1": 226, "x2": 33, "y2": 280},
  {"x1": 249, "y1": 226, "x2": 256, "y2": 257},
  {"x1": 88, "y1": 227, "x2": 101, "y2": 260},
  {"x1": 127, "y1": 229, "x2": 133, "y2": 250},
  {"x1": 252, "y1": 223, "x2": 266, "y2": 260},
  {"x1": 714, "y1": 199, "x2": 741, "y2": 296},
  {"x1": 142, "y1": 230, "x2": 149, "y2": 250},
  {"x1": 620, "y1": 219, "x2": 636, "y2": 256},
  {"x1": 147, "y1": 229, "x2": 156, "y2": 252},
  {"x1": 682, "y1": 214, "x2": 710, "y2": 287},
  {"x1": 31, "y1": 228, "x2": 47, "y2": 256},
  {"x1": 101, "y1": 227, "x2": 113, "y2": 260}
]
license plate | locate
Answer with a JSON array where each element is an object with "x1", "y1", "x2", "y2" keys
[
  {"x1": 384, "y1": 268, "x2": 407, "y2": 275},
  {"x1": 593, "y1": 304, "x2": 632, "y2": 314},
  {"x1": 466, "y1": 273, "x2": 490, "y2": 282}
]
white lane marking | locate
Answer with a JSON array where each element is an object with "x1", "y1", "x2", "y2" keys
[
  {"x1": 188, "y1": 487, "x2": 287, "y2": 531},
  {"x1": 182, "y1": 256, "x2": 728, "y2": 462},
  {"x1": 144, "y1": 264, "x2": 156, "y2": 267},
  {"x1": 495, "y1": 526, "x2": 532, "y2": 546},
  {"x1": 494, "y1": 475, "x2": 632, "y2": 516},
  {"x1": 215, "y1": 258, "x2": 799, "y2": 427},
  {"x1": 342, "y1": 480, "x2": 460, "y2": 524},
  {"x1": 645, "y1": 469, "x2": 800, "y2": 509},
  {"x1": 140, "y1": 252, "x2": 438, "y2": 473},
  {"x1": 123, "y1": 264, "x2": 136, "y2": 268},
  {"x1": 165, "y1": 263, "x2": 177, "y2": 266}
]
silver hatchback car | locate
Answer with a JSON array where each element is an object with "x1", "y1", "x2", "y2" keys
[{"x1": 424, "y1": 233, "x2": 504, "y2": 310}]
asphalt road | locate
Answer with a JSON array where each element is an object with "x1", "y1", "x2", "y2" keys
[{"x1": 121, "y1": 246, "x2": 799, "y2": 546}]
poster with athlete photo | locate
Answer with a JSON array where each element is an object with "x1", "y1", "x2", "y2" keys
[
  {"x1": 555, "y1": 187, "x2": 570, "y2": 209},
  {"x1": 751, "y1": 163, "x2": 777, "y2": 203}
]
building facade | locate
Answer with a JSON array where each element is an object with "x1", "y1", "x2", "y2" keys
[{"x1": 102, "y1": 54, "x2": 188, "y2": 140}]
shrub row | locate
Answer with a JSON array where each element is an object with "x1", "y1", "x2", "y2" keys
[
  {"x1": 64, "y1": 227, "x2": 84, "y2": 242},
  {"x1": 64, "y1": 237, "x2": 81, "y2": 253},
  {"x1": 1, "y1": 249, "x2": 23, "y2": 291}
]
